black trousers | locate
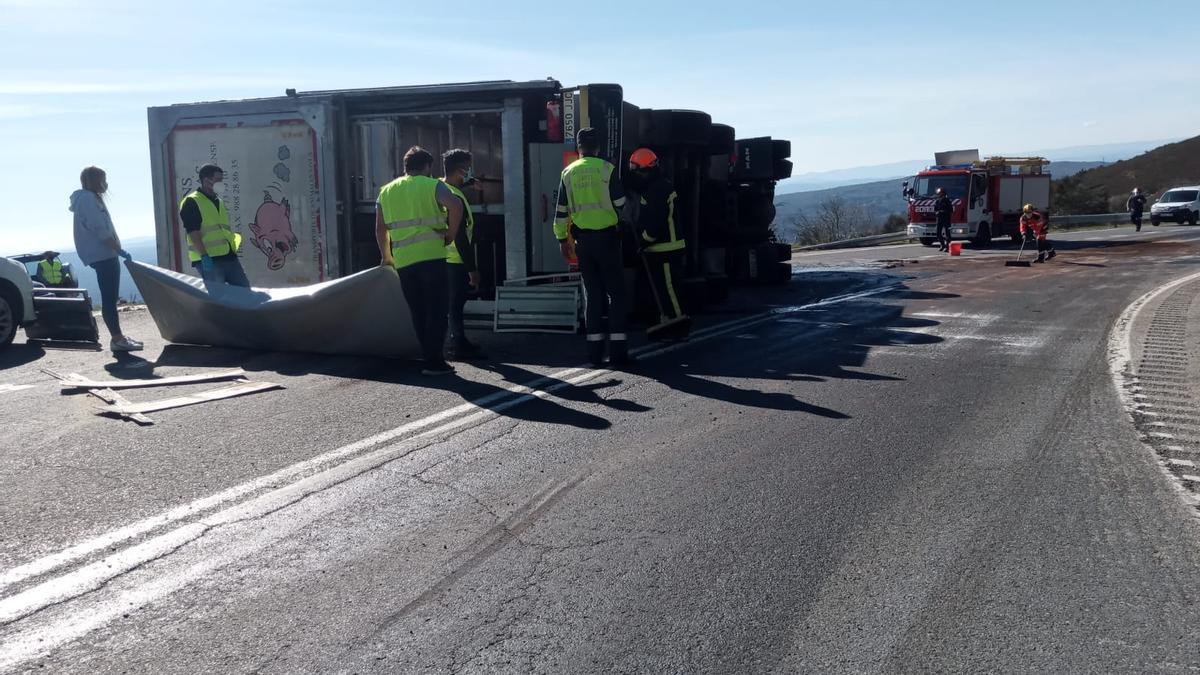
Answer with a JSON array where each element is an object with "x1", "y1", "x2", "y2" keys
[
  {"x1": 447, "y1": 262, "x2": 469, "y2": 346},
  {"x1": 936, "y1": 221, "x2": 952, "y2": 248},
  {"x1": 397, "y1": 258, "x2": 448, "y2": 363},
  {"x1": 573, "y1": 227, "x2": 628, "y2": 342},
  {"x1": 1037, "y1": 237, "x2": 1053, "y2": 254},
  {"x1": 643, "y1": 250, "x2": 685, "y2": 321}
]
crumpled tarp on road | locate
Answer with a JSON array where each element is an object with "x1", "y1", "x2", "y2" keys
[{"x1": 127, "y1": 261, "x2": 419, "y2": 358}]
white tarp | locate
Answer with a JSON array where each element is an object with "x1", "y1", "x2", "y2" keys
[{"x1": 127, "y1": 261, "x2": 419, "y2": 358}]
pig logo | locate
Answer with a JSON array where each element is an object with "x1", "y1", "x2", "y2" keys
[{"x1": 249, "y1": 191, "x2": 299, "y2": 271}]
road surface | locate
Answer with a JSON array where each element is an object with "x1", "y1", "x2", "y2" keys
[{"x1": 2, "y1": 223, "x2": 1199, "y2": 672}]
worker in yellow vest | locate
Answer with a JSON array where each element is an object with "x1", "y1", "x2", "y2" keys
[
  {"x1": 554, "y1": 127, "x2": 630, "y2": 367},
  {"x1": 179, "y1": 164, "x2": 249, "y2": 288},
  {"x1": 376, "y1": 146, "x2": 465, "y2": 376},
  {"x1": 34, "y1": 251, "x2": 75, "y2": 288},
  {"x1": 441, "y1": 148, "x2": 485, "y2": 361}
]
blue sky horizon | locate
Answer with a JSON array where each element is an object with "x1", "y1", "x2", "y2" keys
[{"x1": 2, "y1": 0, "x2": 1198, "y2": 254}]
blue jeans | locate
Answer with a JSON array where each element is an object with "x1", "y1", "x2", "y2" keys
[
  {"x1": 89, "y1": 256, "x2": 122, "y2": 337},
  {"x1": 195, "y1": 255, "x2": 251, "y2": 289}
]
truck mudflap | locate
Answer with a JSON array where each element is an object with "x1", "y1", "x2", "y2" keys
[{"x1": 24, "y1": 289, "x2": 99, "y2": 344}]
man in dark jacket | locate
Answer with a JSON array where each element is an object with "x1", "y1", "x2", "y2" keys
[
  {"x1": 626, "y1": 147, "x2": 691, "y2": 342},
  {"x1": 933, "y1": 187, "x2": 954, "y2": 252},
  {"x1": 1127, "y1": 188, "x2": 1147, "y2": 232}
]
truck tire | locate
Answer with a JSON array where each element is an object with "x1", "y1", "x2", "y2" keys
[
  {"x1": 1150, "y1": 217, "x2": 1160, "y2": 227},
  {"x1": 709, "y1": 124, "x2": 735, "y2": 156},
  {"x1": 649, "y1": 110, "x2": 712, "y2": 146},
  {"x1": 0, "y1": 283, "x2": 21, "y2": 348},
  {"x1": 1010, "y1": 233, "x2": 1022, "y2": 243},
  {"x1": 972, "y1": 222, "x2": 991, "y2": 249},
  {"x1": 772, "y1": 139, "x2": 791, "y2": 161},
  {"x1": 919, "y1": 237, "x2": 936, "y2": 247},
  {"x1": 773, "y1": 159, "x2": 793, "y2": 180}
]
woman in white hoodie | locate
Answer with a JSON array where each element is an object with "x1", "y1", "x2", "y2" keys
[{"x1": 70, "y1": 166, "x2": 142, "y2": 352}]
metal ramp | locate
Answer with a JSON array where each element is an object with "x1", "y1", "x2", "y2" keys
[{"x1": 493, "y1": 274, "x2": 581, "y2": 334}]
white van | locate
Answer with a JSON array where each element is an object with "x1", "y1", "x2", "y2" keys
[{"x1": 1150, "y1": 186, "x2": 1200, "y2": 226}]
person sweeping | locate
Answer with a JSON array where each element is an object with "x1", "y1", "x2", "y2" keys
[{"x1": 1019, "y1": 204, "x2": 1055, "y2": 263}]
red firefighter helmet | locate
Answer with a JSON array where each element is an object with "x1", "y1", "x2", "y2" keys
[{"x1": 629, "y1": 147, "x2": 659, "y2": 171}]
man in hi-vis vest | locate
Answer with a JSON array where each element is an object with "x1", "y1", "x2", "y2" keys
[
  {"x1": 441, "y1": 148, "x2": 484, "y2": 361},
  {"x1": 179, "y1": 164, "x2": 249, "y2": 288},
  {"x1": 376, "y1": 146, "x2": 465, "y2": 376},
  {"x1": 554, "y1": 127, "x2": 630, "y2": 367}
]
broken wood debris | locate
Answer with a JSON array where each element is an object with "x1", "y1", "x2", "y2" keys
[
  {"x1": 95, "y1": 381, "x2": 283, "y2": 415},
  {"x1": 59, "y1": 368, "x2": 246, "y2": 390}
]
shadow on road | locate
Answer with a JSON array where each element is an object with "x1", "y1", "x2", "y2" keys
[{"x1": 0, "y1": 343, "x2": 45, "y2": 371}]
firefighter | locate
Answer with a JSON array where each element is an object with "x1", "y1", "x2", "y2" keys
[
  {"x1": 34, "y1": 251, "x2": 74, "y2": 288},
  {"x1": 441, "y1": 148, "x2": 484, "y2": 361},
  {"x1": 179, "y1": 164, "x2": 250, "y2": 288},
  {"x1": 376, "y1": 146, "x2": 465, "y2": 376},
  {"x1": 1127, "y1": 188, "x2": 1147, "y2": 232},
  {"x1": 1020, "y1": 204, "x2": 1055, "y2": 263},
  {"x1": 626, "y1": 147, "x2": 691, "y2": 342},
  {"x1": 554, "y1": 127, "x2": 630, "y2": 367},
  {"x1": 933, "y1": 187, "x2": 953, "y2": 252}
]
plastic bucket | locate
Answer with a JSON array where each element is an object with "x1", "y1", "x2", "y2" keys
[{"x1": 949, "y1": 242, "x2": 962, "y2": 256}]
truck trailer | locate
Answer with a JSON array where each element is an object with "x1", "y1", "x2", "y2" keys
[
  {"x1": 146, "y1": 79, "x2": 794, "y2": 326},
  {"x1": 904, "y1": 150, "x2": 1051, "y2": 248}
]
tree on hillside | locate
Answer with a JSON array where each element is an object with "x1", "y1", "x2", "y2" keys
[
  {"x1": 1051, "y1": 176, "x2": 1109, "y2": 215},
  {"x1": 790, "y1": 197, "x2": 877, "y2": 246}
]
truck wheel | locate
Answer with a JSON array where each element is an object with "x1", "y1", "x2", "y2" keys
[
  {"x1": 1010, "y1": 233, "x2": 1022, "y2": 244},
  {"x1": 1150, "y1": 217, "x2": 1160, "y2": 226},
  {"x1": 650, "y1": 110, "x2": 712, "y2": 146},
  {"x1": 0, "y1": 285, "x2": 20, "y2": 348},
  {"x1": 708, "y1": 124, "x2": 735, "y2": 156},
  {"x1": 772, "y1": 159, "x2": 793, "y2": 180},
  {"x1": 772, "y1": 139, "x2": 791, "y2": 161},
  {"x1": 972, "y1": 222, "x2": 991, "y2": 249},
  {"x1": 919, "y1": 237, "x2": 936, "y2": 247}
]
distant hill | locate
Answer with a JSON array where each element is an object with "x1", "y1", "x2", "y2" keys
[
  {"x1": 774, "y1": 161, "x2": 1107, "y2": 242},
  {"x1": 1068, "y1": 135, "x2": 1200, "y2": 211}
]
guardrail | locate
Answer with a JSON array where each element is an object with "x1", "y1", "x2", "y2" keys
[
  {"x1": 1051, "y1": 213, "x2": 1130, "y2": 225},
  {"x1": 794, "y1": 231, "x2": 912, "y2": 251}
]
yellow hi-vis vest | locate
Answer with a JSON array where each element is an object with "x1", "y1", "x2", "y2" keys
[
  {"x1": 442, "y1": 181, "x2": 474, "y2": 265},
  {"x1": 379, "y1": 175, "x2": 448, "y2": 269},
  {"x1": 642, "y1": 190, "x2": 686, "y2": 253},
  {"x1": 555, "y1": 157, "x2": 619, "y2": 240},
  {"x1": 180, "y1": 191, "x2": 240, "y2": 262},
  {"x1": 38, "y1": 259, "x2": 64, "y2": 285}
]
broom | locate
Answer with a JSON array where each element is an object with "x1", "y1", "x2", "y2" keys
[
  {"x1": 1006, "y1": 236, "x2": 1032, "y2": 267},
  {"x1": 641, "y1": 253, "x2": 692, "y2": 341}
]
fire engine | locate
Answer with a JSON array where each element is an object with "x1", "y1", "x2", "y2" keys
[{"x1": 904, "y1": 150, "x2": 1051, "y2": 247}]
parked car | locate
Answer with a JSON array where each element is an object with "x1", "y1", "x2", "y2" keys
[
  {"x1": 1150, "y1": 186, "x2": 1200, "y2": 226},
  {"x1": 0, "y1": 254, "x2": 99, "y2": 350}
]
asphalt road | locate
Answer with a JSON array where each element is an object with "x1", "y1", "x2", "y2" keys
[{"x1": 2, "y1": 223, "x2": 1200, "y2": 673}]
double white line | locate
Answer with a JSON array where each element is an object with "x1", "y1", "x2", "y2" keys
[{"x1": 0, "y1": 282, "x2": 899, "y2": 668}]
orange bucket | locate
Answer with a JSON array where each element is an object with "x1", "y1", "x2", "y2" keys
[{"x1": 949, "y1": 242, "x2": 962, "y2": 256}]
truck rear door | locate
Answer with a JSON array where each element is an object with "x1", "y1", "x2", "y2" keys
[{"x1": 147, "y1": 98, "x2": 339, "y2": 287}]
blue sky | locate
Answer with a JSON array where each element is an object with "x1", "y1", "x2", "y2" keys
[{"x1": 2, "y1": 0, "x2": 1197, "y2": 254}]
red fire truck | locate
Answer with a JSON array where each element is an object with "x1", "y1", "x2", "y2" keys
[{"x1": 904, "y1": 150, "x2": 1051, "y2": 247}]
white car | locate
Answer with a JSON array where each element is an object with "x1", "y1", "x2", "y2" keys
[
  {"x1": 1150, "y1": 186, "x2": 1200, "y2": 226},
  {"x1": 0, "y1": 256, "x2": 36, "y2": 348}
]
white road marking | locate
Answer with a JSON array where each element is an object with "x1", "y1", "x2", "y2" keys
[
  {"x1": 0, "y1": 284, "x2": 903, "y2": 668},
  {"x1": 0, "y1": 384, "x2": 33, "y2": 394}
]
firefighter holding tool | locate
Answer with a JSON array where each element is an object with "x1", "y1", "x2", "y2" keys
[
  {"x1": 1019, "y1": 204, "x2": 1055, "y2": 263},
  {"x1": 554, "y1": 127, "x2": 631, "y2": 367},
  {"x1": 626, "y1": 147, "x2": 691, "y2": 342}
]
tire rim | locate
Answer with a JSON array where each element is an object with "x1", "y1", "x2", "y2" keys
[{"x1": 0, "y1": 296, "x2": 13, "y2": 340}]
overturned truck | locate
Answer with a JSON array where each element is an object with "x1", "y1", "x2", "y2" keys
[{"x1": 146, "y1": 79, "x2": 794, "y2": 328}]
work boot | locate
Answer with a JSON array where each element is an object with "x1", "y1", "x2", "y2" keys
[
  {"x1": 1047, "y1": 249, "x2": 1056, "y2": 260},
  {"x1": 1035, "y1": 254, "x2": 1045, "y2": 263},
  {"x1": 586, "y1": 340, "x2": 605, "y2": 368},
  {"x1": 420, "y1": 361, "x2": 456, "y2": 376},
  {"x1": 446, "y1": 341, "x2": 485, "y2": 361},
  {"x1": 608, "y1": 340, "x2": 634, "y2": 367}
]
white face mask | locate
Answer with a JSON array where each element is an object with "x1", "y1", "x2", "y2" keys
[{"x1": 212, "y1": 181, "x2": 227, "y2": 197}]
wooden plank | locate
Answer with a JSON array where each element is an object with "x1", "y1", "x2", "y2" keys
[
  {"x1": 88, "y1": 388, "x2": 155, "y2": 426},
  {"x1": 60, "y1": 368, "x2": 246, "y2": 390},
  {"x1": 96, "y1": 381, "x2": 283, "y2": 415}
]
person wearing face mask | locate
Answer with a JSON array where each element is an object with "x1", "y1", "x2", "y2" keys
[
  {"x1": 179, "y1": 163, "x2": 249, "y2": 288},
  {"x1": 441, "y1": 148, "x2": 485, "y2": 361},
  {"x1": 625, "y1": 148, "x2": 690, "y2": 342}
]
